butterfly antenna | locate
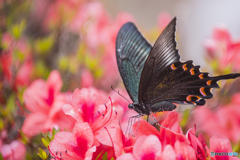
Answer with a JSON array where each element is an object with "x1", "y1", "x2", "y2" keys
[{"x1": 111, "y1": 85, "x2": 131, "y2": 103}]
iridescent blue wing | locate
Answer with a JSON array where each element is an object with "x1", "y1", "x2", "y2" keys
[{"x1": 116, "y1": 22, "x2": 152, "y2": 102}]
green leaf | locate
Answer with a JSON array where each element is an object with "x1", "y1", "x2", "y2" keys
[
  {"x1": 58, "y1": 56, "x2": 69, "y2": 71},
  {"x1": 0, "y1": 153, "x2": 3, "y2": 160},
  {"x1": 34, "y1": 35, "x2": 55, "y2": 55},
  {"x1": 42, "y1": 150, "x2": 47, "y2": 159},
  {"x1": 13, "y1": 49, "x2": 25, "y2": 61},
  {"x1": 52, "y1": 127, "x2": 57, "y2": 136},
  {"x1": 19, "y1": 130, "x2": 28, "y2": 144},
  {"x1": 6, "y1": 94, "x2": 15, "y2": 114},
  {"x1": 0, "y1": 119, "x2": 3, "y2": 131},
  {"x1": 95, "y1": 151, "x2": 103, "y2": 160},
  {"x1": 102, "y1": 152, "x2": 108, "y2": 160},
  {"x1": 37, "y1": 148, "x2": 48, "y2": 160},
  {"x1": 42, "y1": 138, "x2": 50, "y2": 148},
  {"x1": 10, "y1": 21, "x2": 25, "y2": 39},
  {"x1": 180, "y1": 109, "x2": 190, "y2": 127},
  {"x1": 110, "y1": 158, "x2": 115, "y2": 160},
  {"x1": 37, "y1": 148, "x2": 44, "y2": 159},
  {"x1": 34, "y1": 60, "x2": 50, "y2": 79}
]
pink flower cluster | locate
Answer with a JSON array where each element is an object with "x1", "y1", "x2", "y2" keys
[
  {"x1": 48, "y1": 101, "x2": 240, "y2": 160},
  {"x1": 191, "y1": 92, "x2": 240, "y2": 143},
  {"x1": 22, "y1": 71, "x2": 75, "y2": 137},
  {"x1": 19, "y1": 69, "x2": 240, "y2": 160},
  {"x1": 204, "y1": 27, "x2": 240, "y2": 72}
]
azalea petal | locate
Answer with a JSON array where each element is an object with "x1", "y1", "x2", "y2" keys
[
  {"x1": 117, "y1": 153, "x2": 135, "y2": 160},
  {"x1": 1, "y1": 144, "x2": 12, "y2": 159},
  {"x1": 73, "y1": 122, "x2": 94, "y2": 149},
  {"x1": 132, "y1": 120, "x2": 160, "y2": 138},
  {"x1": 9, "y1": 141, "x2": 26, "y2": 160},
  {"x1": 46, "y1": 70, "x2": 62, "y2": 95},
  {"x1": 160, "y1": 128, "x2": 190, "y2": 147},
  {"x1": 133, "y1": 135, "x2": 162, "y2": 160},
  {"x1": 62, "y1": 104, "x2": 83, "y2": 122},
  {"x1": 94, "y1": 121, "x2": 123, "y2": 157},
  {"x1": 210, "y1": 136, "x2": 233, "y2": 153},
  {"x1": 48, "y1": 94, "x2": 66, "y2": 117},
  {"x1": 71, "y1": 88, "x2": 107, "y2": 113},
  {"x1": 161, "y1": 111, "x2": 182, "y2": 134},
  {"x1": 213, "y1": 27, "x2": 231, "y2": 46},
  {"x1": 158, "y1": 145, "x2": 176, "y2": 160},
  {"x1": 21, "y1": 113, "x2": 47, "y2": 137},
  {"x1": 49, "y1": 131, "x2": 78, "y2": 160},
  {"x1": 123, "y1": 135, "x2": 136, "y2": 153},
  {"x1": 186, "y1": 128, "x2": 206, "y2": 159},
  {"x1": 23, "y1": 79, "x2": 49, "y2": 113},
  {"x1": 84, "y1": 146, "x2": 96, "y2": 160},
  {"x1": 174, "y1": 141, "x2": 196, "y2": 160}
]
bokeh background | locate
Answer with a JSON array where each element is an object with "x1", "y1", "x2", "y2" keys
[
  {"x1": 105, "y1": 0, "x2": 240, "y2": 66},
  {"x1": 1, "y1": 0, "x2": 240, "y2": 159}
]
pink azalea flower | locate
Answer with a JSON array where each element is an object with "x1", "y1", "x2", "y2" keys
[
  {"x1": 117, "y1": 135, "x2": 176, "y2": 160},
  {"x1": 0, "y1": 51, "x2": 12, "y2": 81},
  {"x1": 206, "y1": 136, "x2": 240, "y2": 160},
  {"x1": 21, "y1": 70, "x2": 74, "y2": 137},
  {"x1": 132, "y1": 112, "x2": 189, "y2": 148},
  {"x1": 62, "y1": 87, "x2": 124, "y2": 157},
  {"x1": 174, "y1": 141, "x2": 196, "y2": 160},
  {"x1": 157, "y1": 12, "x2": 172, "y2": 30},
  {"x1": 191, "y1": 94, "x2": 240, "y2": 143},
  {"x1": 14, "y1": 57, "x2": 33, "y2": 87},
  {"x1": 0, "y1": 33, "x2": 32, "y2": 87},
  {"x1": 71, "y1": 2, "x2": 135, "y2": 90},
  {"x1": 186, "y1": 128, "x2": 206, "y2": 159},
  {"x1": 80, "y1": 69, "x2": 94, "y2": 88},
  {"x1": 49, "y1": 122, "x2": 96, "y2": 160},
  {"x1": 0, "y1": 140, "x2": 26, "y2": 160},
  {"x1": 204, "y1": 27, "x2": 240, "y2": 72}
]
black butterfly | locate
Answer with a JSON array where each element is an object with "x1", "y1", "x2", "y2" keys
[{"x1": 116, "y1": 17, "x2": 240, "y2": 120}]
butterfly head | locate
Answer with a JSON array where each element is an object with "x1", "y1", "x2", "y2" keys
[
  {"x1": 128, "y1": 103, "x2": 134, "y2": 110},
  {"x1": 128, "y1": 102, "x2": 150, "y2": 115}
]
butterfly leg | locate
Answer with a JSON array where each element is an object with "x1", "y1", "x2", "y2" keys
[
  {"x1": 126, "y1": 114, "x2": 143, "y2": 136},
  {"x1": 150, "y1": 112, "x2": 167, "y2": 129},
  {"x1": 135, "y1": 114, "x2": 143, "y2": 135}
]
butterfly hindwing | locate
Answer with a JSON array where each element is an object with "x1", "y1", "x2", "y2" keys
[
  {"x1": 144, "y1": 61, "x2": 240, "y2": 106},
  {"x1": 116, "y1": 22, "x2": 152, "y2": 102},
  {"x1": 138, "y1": 17, "x2": 180, "y2": 102}
]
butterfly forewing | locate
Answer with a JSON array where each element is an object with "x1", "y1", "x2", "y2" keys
[
  {"x1": 116, "y1": 22, "x2": 152, "y2": 102},
  {"x1": 139, "y1": 17, "x2": 180, "y2": 102}
]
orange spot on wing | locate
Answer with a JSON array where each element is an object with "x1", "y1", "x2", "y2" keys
[
  {"x1": 199, "y1": 74, "x2": 204, "y2": 79},
  {"x1": 186, "y1": 95, "x2": 201, "y2": 101},
  {"x1": 207, "y1": 80, "x2": 212, "y2": 85},
  {"x1": 186, "y1": 95, "x2": 193, "y2": 101},
  {"x1": 200, "y1": 87, "x2": 206, "y2": 96},
  {"x1": 182, "y1": 64, "x2": 187, "y2": 71},
  {"x1": 190, "y1": 68, "x2": 195, "y2": 75},
  {"x1": 171, "y1": 64, "x2": 177, "y2": 70}
]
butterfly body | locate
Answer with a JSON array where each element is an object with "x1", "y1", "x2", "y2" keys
[{"x1": 116, "y1": 17, "x2": 240, "y2": 116}]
